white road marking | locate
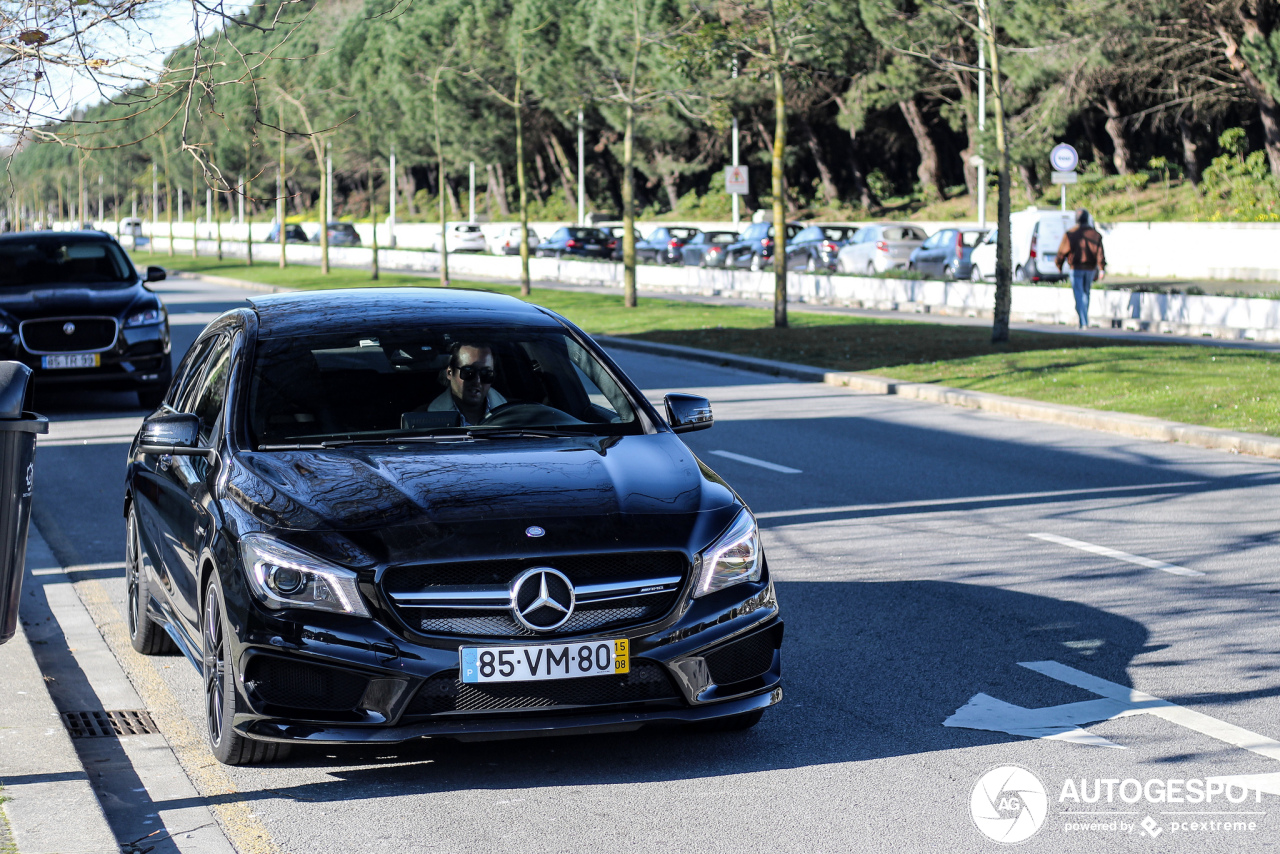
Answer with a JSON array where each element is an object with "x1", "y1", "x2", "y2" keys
[
  {"x1": 755, "y1": 481, "x2": 1207, "y2": 521},
  {"x1": 709, "y1": 450, "x2": 801, "y2": 474},
  {"x1": 1029, "y1": 532, "x2": 1204, "y2": 577},
  {"x1": 946, "y1": 660, "x2": 1280, "y2": 796}
]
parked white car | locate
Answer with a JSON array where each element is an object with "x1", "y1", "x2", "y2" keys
[
  {"x1": 836, "y1": 223, "x2": 928, "y2": 275},
  {"x1": 434, "y1": 222, "x2": 488, "y2": 253},
  {"x1": 968, "y1": 208, "x2": 1074, "y2": 283},
  {"x1": 487, "y1": 224, "x2": 541, "y2": 255}
]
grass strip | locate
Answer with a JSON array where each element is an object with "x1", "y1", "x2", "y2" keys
[
  {"x1": 143, "y1": 253, "x2": 1280, "y2": 436},
  {"x1": 0, "y1": 785, "x2": 16, "y2": 854}
]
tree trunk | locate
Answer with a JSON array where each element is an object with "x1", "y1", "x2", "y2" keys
[
  {"x1": 623, "y1": 99, "x2": 637, "y2": 308},
  {"x1": 1216, "y1": 15, "x2": 1280, "y2": 179},
  {"x1": 445, "y1": 176, "x2": 460, "y2": 216},
  {"x1": 515, "y1": 66, "x2": 530, "y2": 295},
  {"x1": 532, "y1": 150, "x2": 550, "y2": 204},
  {"x1": 404, "y1": 169, "x2": 417, "y2": 215},
  {"x1": 488, "y1": 163, "x2": 511, "y2": 216},
  {"x1": 899, "y1": 97, "x2": 946, "y2": 201},
  {"x1": 546, "y1": 135, "x2": 578, "y2": 207},
  {"x1": 1083, "y1": 116, "x2": 1114, "y2": 174},
  {"x1": 661, "y1": 167, "x2": 680, "y2": 211},
  {"x1": 798, "y1": 116, "x2": 838, "y2": 205},
  {"x1": 833, "y1": 95, "x2": 877, "y2": 209},
  {"x1": 767, "y1": 0, "x2": 787, "y2": 329},
  {"x1": 1102, "y1": 95, "x2": 1135, "y2": 175},
  {"x1": 1018, "y1": 163, "x2": 1040, "y2": 203},
  {"x1": 1178, "y1": 113, "x2": 1201, "y2": 186},
  {"x1": 981, "y1": 4, "x2": 1012, "y2": 344}
]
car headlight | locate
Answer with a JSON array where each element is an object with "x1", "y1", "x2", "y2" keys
[
  {"x1": 693, "y1": 509, "x2": 762, "y2": 598},
  {"x1": 124, "y1": 308, "x2": 164, "y2": 328},
  {"x1": 239, "y1": 534, "x2": 370, "y2": 617},
  {"x1": 0, "y1": 320, "x2": 12, "y2": 334}
]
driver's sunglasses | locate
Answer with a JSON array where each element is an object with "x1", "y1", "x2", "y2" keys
[{"x1": 454, "y1": 365, "x2": 496, "y2": 383}]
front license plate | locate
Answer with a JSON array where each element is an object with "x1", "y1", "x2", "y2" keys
[
  {"x1": 42, "y1": 353, "x2": 99, "y2": 369},
  {"x1": 461, "y1": 639, "x2": 630, "y2": 684}
]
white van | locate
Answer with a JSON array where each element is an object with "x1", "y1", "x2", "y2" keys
[{"x1": 968, "y1": 208, "x2": 1074, "y2": 283}]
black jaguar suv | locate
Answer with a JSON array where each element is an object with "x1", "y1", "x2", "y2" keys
[
  {"x1": 0, "y1": 231, "x2": 171, "y2": 407},
  {"x1": 125, "y1": 288, "x2": 783, "y2": 765}
]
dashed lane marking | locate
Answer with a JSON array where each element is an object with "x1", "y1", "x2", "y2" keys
[
  {"x1": 1029, "y1": 532, "x2": 1204, "y2": 577},
  {"x1": 709, "y1": 450, "x2": 801, "y2": 474}
]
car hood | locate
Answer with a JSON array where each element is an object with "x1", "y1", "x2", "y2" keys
[
  {"x1": 0, "y1": 281, "x2": 149, "y2": 320},
  {"x1": 226, "y1": 432, "x2": 740, "y2": 566}
]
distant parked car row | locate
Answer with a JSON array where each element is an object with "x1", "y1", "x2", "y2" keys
[{"x1": 260, "y1": 211, "x2": 1081, "y2": 283}]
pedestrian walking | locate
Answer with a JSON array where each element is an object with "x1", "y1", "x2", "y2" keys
[{"x1": 1056, "y1": 209, "x2": 1106, "y2": 329}]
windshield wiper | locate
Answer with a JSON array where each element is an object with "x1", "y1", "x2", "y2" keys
[
  {"x1": 465, "y1": 428, "x2": 590, "y2": 440},
  {"x1": 256, "y1": 434, "x2": 475, "y2": 451}
]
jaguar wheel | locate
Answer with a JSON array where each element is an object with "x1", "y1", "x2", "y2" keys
[
  {"x1": 203, "y1": 575, "x2": 290, "y2": 765},
  {"x1": 126, "y1": 509, "x2": 176, "y2": 655}
]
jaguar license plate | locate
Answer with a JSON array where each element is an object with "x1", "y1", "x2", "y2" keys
[
  {"x1": 461, "y1": 639, "x2": 629, "y2": 684},
  {"x1": 42, "y1": 353, "x2": 99, "y2": 369}
]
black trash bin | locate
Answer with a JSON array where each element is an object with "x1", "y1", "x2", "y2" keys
[{"x1": 0, "y1": 362, "x2": 48, "y2": 645}]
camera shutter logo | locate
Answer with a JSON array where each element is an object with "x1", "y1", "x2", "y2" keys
[{"x1": 971, "y1": 766, "x2": 1048, "y2": 844}]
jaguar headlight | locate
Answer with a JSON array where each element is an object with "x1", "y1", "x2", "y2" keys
[
  {"x1": 239, "y1": 534, "x2": 370, "y2": 617},
  {"x1": 693, "y1": 509, "x2": 762, "y2": 598},
  {"x1": 124, "y1": 307, "x2": 164, "y2": 328}
]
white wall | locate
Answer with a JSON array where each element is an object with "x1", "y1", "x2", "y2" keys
[{"x1": 76, "y1": 213, "x2": 1280, "y2": 283}]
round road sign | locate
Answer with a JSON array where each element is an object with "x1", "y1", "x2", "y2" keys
[{"x1": 1050, "y1": 143, "x2": 1079, "y2": 173}]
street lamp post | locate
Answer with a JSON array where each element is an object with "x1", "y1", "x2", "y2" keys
[
  {"x1": 577, "y1": 108, "x2": 585, "y2": 226},
  {"x1": 977, "y1": 2, "x2": 987, "y2": 230},
  {"x1": 389, "y1": 148, "x2": 397, "y2": 248},
  {"x1": 469, "y1": 161, "x2": 476, "y2": 223}
]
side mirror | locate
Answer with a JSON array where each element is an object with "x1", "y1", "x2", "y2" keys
[
  {"x1": 665, "y1": 393, "x2": 713, "y2": 434},
  {"x1": 146, "y1": 266, "x2": 167, "y2": 282},
  {"x1": 138, "y1": 413, "x2": 207, "y2": 456}
]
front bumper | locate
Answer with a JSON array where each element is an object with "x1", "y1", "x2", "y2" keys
[
  {"x1": 223, "y1": 574, "x2": 783, "y2": 745},
  {"x1": 7, "y1": 322, "x2": 171, "y2": 390}
]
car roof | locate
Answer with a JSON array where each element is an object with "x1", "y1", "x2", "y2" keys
[
  {"x1": 247, "y1": 287, "x2": 560, "y2": 339},
  {"x1": 0, "y1": 230, "x2": 119, "y2": 244}
]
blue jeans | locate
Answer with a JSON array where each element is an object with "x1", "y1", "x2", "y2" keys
[{"x1": 1071, "y1": 270, "x2": 1097, "y2": 328}]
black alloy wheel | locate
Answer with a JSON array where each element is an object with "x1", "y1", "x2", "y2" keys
[
  {"x1": 203, "y1": 575, "x2": 290, "y2": 765},
  {"x1": 126, "y1": 509, "x2": 176, "y2": 655}
]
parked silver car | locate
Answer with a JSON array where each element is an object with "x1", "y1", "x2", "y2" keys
[{"x1": 836, "y1": 224, "x2": 928, "y2": 275}]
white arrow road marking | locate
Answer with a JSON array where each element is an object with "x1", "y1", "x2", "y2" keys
[
  {"x1": 709, "y1": 450, "x2": 801, "y2": 474},
  {"x1": 1029, "y1": 532, "x2": 1204, "y2": 577},
  {"x1": 946, "y1": 660, "x2": 1280, "y2": 795}
]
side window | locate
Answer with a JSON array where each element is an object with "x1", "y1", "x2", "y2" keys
[
  {"x1": 189, "y1": 337, "x2": 233, "y2": 442},
  {"x1": 169, "y1": 338, "x2": 214, "y2": 410}
]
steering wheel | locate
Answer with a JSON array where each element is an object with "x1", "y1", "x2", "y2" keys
[{"x1": 480, "y1": 401, "x2": 585, "y2": 428}]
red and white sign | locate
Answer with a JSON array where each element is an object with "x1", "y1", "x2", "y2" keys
[{"x1": 725, "y1": 166, "x2": 749, "y2": 195}]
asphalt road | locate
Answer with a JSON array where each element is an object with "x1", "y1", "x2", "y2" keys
[{"x1": 24, "y1": 276, "x2": 1280, "y2": 853}]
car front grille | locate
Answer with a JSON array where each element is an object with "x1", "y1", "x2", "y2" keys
[
  {"x1": 383, "y1": 552, "x2": 688, "y2": 639},
  {"x1": 20, "y1": 316, "x2": 118, "y2": 354},
  {"x1": 404, "y1": 660, "x2": 680, "y2": 715},
  {"x1": 243, "y1": 656, "x2": 370, "y2": 713},
  {"x1": 704, "y1": 628, "x2": 779, "y2": 687}
]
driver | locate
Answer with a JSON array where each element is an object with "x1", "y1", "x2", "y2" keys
[{"x1": 428, "y1": 342, "x2": 506, "y2": 425}]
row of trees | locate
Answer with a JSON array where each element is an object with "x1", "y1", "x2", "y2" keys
[{"x1": 6, "y1": 0, "x2": 1280, "y2": 338}]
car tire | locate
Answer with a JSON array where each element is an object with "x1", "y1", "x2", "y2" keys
[
  {"x1": 1016, "y1": 264, "x2": 1032, "y2": 283},
  {"x1": 865, "y1": 262, "x2": 876, "y2": 277},
  {"x1": 943, "y1": 263, "x2": 957, "y2": 281},
  {"x1": 691, "y1": 709, "x2": 765, "y2": 733},
  {"x1": 125, "y1": 509, "x2": 176, "y2": 655},
  {"x1": 203, "y1": 574, "x2": 291, "y2": 766},
  {"x1": 970, "y1": 265, "x2": 983, "y2": 283},
  {"x1": 806, "y1": 255, "x2": 818, "y2": 273},
  {"x1": 749, "y1": 253, "x2": 762, "y2": 272}
]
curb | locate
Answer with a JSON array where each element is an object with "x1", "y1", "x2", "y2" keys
[
  {"x1": 0, "y1": 528, "x2": 118, "y2": 854},
  {"x1": 595, "y1": 335, "x2": 1280, "y2": 461}
]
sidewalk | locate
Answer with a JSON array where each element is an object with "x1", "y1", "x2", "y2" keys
[{"x1": 0, "y1": 529, "x2": 117, "y2": 854}]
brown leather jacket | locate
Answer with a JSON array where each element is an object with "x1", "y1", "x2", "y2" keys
[{"x1": 1056, "y1": 226, "x2": 1106, "y2": 272}]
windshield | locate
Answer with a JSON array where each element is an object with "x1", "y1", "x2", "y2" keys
[
  {"x1": 0, "y1": 237, "x2": 134, "y2": 286},
  {"x1": 248, "y1": 325, "x2": 645, "y2": 447}
]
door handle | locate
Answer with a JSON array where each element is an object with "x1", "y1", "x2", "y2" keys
[{"x1": 158, "y1": 454, "x2": 172, "y2": 471}]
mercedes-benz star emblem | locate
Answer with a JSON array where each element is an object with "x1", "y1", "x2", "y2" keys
[
  {"x1": 62, "y1": 322, "x2": 76, "y2": 335},
  {"x1": 510, "y1": 567, "x2": 575, "y2": 632}
]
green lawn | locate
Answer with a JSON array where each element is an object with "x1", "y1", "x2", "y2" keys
[{"x1": 142, "y1": 252, "x2": 1280, "y2": 436}]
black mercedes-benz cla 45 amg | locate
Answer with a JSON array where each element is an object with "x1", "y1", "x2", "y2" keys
[
  {"x1": 125, "y1": 288, "x2": 782, "y2": 765},
  {"x1": 0, "y1": 231, "x2": 172, "y2": 407}
]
